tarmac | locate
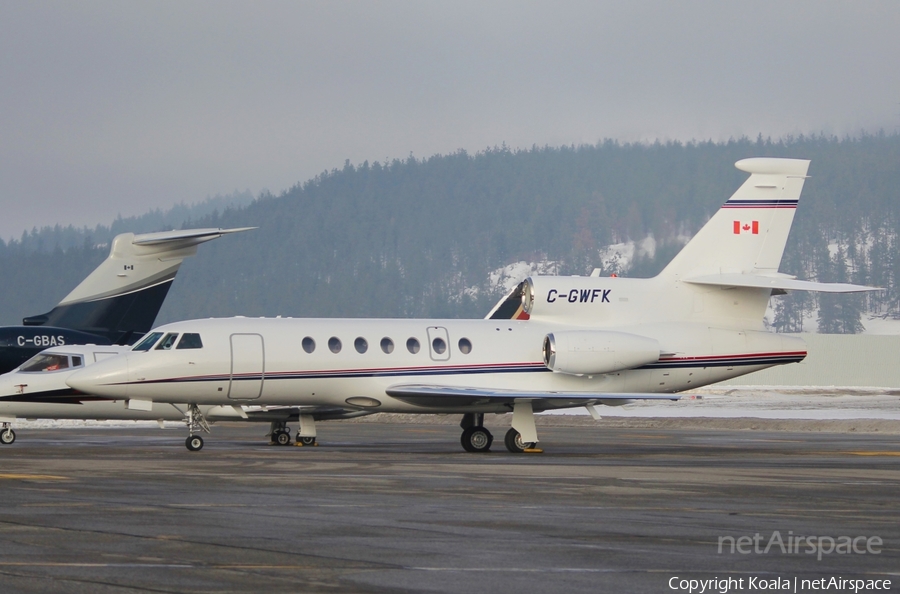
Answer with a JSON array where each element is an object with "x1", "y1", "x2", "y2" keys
[{"x1": 1, "y1": 420, "x2": 898, "y2": 593}]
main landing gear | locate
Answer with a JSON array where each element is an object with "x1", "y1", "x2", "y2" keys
[
  {"x1": 184, "y1": 404, "x2": 211, "y2": 451},
  {"x1": 459, "y1": 403, "x2": 543, "y2": 454},
  {"x1": 460, "y1": 413, "x2": 493, "y2": 452},
  {"x1": 0, "y1": 423, "x2": 15, "y2": 445},
  {"x1": 268, "y1": 415, "x2": 318, "y2": 447},
  {"x1": 270, "y1": 421, "x2": 292, "y2": 446},
  {"x1": 504, "y1": 401, "x2": 542, "y2": 453},
  {"x1": 504, "y1": 427, "x2": 536, "y2": 454}
]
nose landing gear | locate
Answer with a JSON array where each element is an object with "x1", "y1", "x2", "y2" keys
[
  {"x1": 184, "y1": 404, "x2": 211, "y2": 451},
  {"x1": 1, "y1": 423, "x2": 15, "y2": 445}
]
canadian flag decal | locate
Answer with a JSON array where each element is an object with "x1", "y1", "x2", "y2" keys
[{"x1": 733, "y1": 220, "x2": 759, "y2": 235}]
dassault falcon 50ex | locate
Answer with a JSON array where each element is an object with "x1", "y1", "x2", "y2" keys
[{"x1": 64, "y1": 158, "x2": 878, "y2": 452}]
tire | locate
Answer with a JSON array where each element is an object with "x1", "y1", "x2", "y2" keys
[
  {"x1": 275, "y1": 431, "x2": 291, "y2": 446},
  {"x1": 0, "y1": 429, "x2": 15, "y2": 445},
  {"x1": 298, "y1": 436, "x2": 316, "y2": 446},
  {"x1": 504, "y1": 428, "x2": 525, "y2": 453},
  {"x1": 185, "y1": 435, "x2": 204, "y2": 451},
  {"x1": 461, "y1": 426, "x2": 493, "y2": 453}
]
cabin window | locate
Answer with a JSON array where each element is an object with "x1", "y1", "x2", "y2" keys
[
  {"x1": 20, "y1": 353, "x2": 70, "y2": 373},
  {"x1": 380, "y1": 337, "x2": 394, "y2": 354},
  {"x1": 458, "y1": 338, "x2": 472, "y2": 354},
  {"x1": 406, "y1": 337, "x2": 420, "y2": 354},
  {"x1": 176, "y1": 333, "x2": 203, "y2": 349},
  {"x1": 155, "y1": 333, "x2": 179, "y2": 350},
  {"x1": 133, "y1": 332, "x2": 163, "y2": 351},
  {"x1": 432, "y1": 337, "x2": 447, "y2": 355},
  {"x1": 328, "y1": 337, "x2": 342, "y2": 353},
  {"x1": 355, "y1": 337, "x2": 368, "y2": 354},
  {"x1": 302, "y1": 336, "x2": 316, "y2": 353},
  {"x1": 72, "y1": 356, "x2": 83, "y2": 367}
]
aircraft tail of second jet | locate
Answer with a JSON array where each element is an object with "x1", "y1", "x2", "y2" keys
[{"x1": 23, "y1": 227, "x2": 253, "y2": 344}]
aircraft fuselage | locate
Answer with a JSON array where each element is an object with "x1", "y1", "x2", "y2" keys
[{"x1": 69, "y1": 316, "x2": 806, "y2": 415}]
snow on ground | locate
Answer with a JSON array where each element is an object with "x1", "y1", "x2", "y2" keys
[
  {"x1": 553, "y1": 387, "x2": 900, "y2": 420},
  {"x1": 862, "y1": 315, "x2": 900, "y2": 335},
  {"x1": 11, "y1": 419, "x2": 172, "y2": 429}
]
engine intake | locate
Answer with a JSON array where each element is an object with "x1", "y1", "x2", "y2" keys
[{"x1": 542, "y1": 330, "x2": 661, "y2": 376}]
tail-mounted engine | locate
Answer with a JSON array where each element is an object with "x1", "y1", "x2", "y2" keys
[{"x1": 542, "y1": 330, "x2": 661, "y2": 376}]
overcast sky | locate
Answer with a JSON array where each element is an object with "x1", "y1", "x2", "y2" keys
[{"x1": 1, "y1": 1, "x2": 898, "y2": 240}]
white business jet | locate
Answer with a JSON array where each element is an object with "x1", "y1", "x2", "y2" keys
[{"x1": 65, "y1": 158, "x2": 877, "y2": 453}]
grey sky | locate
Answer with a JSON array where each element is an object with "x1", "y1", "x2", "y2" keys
[{"x1": 1, "y1": 1, "x2": 898, "y2": 240}]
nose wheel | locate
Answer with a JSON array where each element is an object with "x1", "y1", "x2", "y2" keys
[
  {"x1": 0, "y1": 424, "x2": 15, "y2": 445},
  {"x1": 184, "y1": 404, "x2": 211, "y2": 451},
  {"x1": 185, "y1": 435, "x2": 204, "y2": 451}
]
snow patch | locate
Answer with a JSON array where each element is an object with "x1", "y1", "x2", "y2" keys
[{"x1": 861, "y1": 315, "x2": 900, "y2": 335}]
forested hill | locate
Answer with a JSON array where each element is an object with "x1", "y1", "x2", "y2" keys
[{"x1": 1, "y1": 134, "x2": 898, "y2": 333}]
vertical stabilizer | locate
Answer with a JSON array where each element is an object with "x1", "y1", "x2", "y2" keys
[
  {"x1": 659, "y1": 158, "x2": 810, "y2": 280},
  {"x1": 23, "y1": 227, "x2": 253, "y2": 342}
]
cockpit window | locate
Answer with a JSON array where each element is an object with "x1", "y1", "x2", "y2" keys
[
  {"x1": 133, "y1": 332, "x2": 163, "y2": 351},
  {"x1": 20, "y1": 353, "x2": 76, "y2": 373},
  {"x1": 155, "y1": 333, "x2": 179, "y2": 351},
  {"x1": 176, "y1": 333, "x2": 203, "y2": 349}
]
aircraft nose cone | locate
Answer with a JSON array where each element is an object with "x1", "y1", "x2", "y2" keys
[{"x1": 67, "y1": 355, "x2": 130, "y2": 398}]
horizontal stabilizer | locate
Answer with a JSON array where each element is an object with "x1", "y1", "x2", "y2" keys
[
  {"x1": 684, "y1": 273, "x2": 881, "y2": 293},
  {"x1": 131, "y1": 227, "x2": 256, "y2": 246},
  {"x1": 386, "y1": 384, "x2": 679, "y2": 408}
]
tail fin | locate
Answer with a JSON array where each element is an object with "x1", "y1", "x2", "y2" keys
[
  {"x1": 23, "y1": 227, "x2": 254, "y2": 342},
  {"x1": 659, "y1": 158, "x2": 810, "y2": 280}
]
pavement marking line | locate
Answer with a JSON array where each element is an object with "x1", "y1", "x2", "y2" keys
[
  {"x1": 849, "y1": 451, "x2": 900, "y2": 457},
  {"x1": 0, "y1": 563, "x2": 193, "y2": 568},
  {"x1": 21, "y1": 503, "x2": 93, "y2": 508},
  {"x1": 409, "y1": 567, "x2": 623, "y2": 573},
  {"x1": 0, "y1": 562, "x2": 349, "y2": 570},
  {"x1": 0, "y1": 473, "x2": 67, "y2": 480}
]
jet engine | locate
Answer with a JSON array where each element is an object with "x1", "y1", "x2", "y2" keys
[{"x1": 542, "y1": 330, "x2": 661, "y2": 376}]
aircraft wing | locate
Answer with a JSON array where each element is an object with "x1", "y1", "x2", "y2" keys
[
  {"x1": 386, "y1": 384, "x2": 679, "y2": 408},
  {"x1": 168, "y1": 403, "x2": 371, "y2": 422},
  {"x1": 684, "y1": 273, "x2": 880, "y2": 293}
]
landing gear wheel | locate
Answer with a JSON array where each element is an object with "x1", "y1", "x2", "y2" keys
[
  {"x1": 0, "y1": 428, "x2": 15, "y2": 445},
  {"x1": 298, "y1": 436, "x2": 317, "y2": 446},
  {"x1": 460, "y1": 426, "x2": 493, "y2": 453},
  {"x1": 185, "y1": 435, "x2": 204, "y2": 451},
  {"x1": 275, "y1": 431, "x2": 292, "y2": 446},
  {"x1": 504, "y1": 428, "x2": 528, "y2": 453}
]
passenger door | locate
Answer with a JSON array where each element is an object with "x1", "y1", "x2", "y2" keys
[{"x1": 228, "y1": 333, "x2": 264, "y2": 399}]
